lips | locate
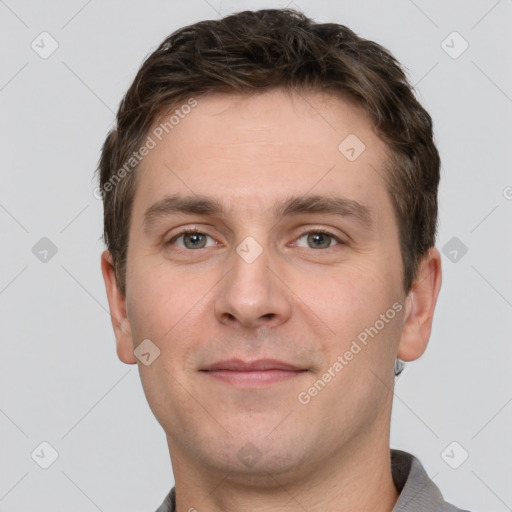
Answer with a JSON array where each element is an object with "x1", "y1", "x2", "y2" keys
[
  {"x1": 201, "y1": 359, "x2": 307, "y2": 387},
  {"x1": 202, "y1": 359, "x2": 303, "y2": 372}
]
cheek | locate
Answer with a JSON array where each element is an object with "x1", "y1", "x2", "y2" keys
[
  {"x1": 127, "y1": 262, "x2": 202, "y2": 341},
  {"x1": 126, "y1": 270, "x2": 208, "y2": 429},
  {"x1": 294, "y1": 262, "x2": 402, "y2": 361},
  {"x1": 298, "y1": 262, "x2": 392, "y2": 322},
  {"x1": 126, "y1": 265, "x2": 216, "y2": 391}
]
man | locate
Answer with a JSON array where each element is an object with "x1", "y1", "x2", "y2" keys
[{"x1": 98, "y1": 8, "x2": 469, "y2": 512}]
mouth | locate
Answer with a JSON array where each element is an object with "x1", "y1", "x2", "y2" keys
[{"x1": 200, "y1": 359, "x2": 308, "y2": 388}]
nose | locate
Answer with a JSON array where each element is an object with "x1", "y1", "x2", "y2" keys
[{"x1": 214, "y1": 241, "x2": 292, "y2": 330}]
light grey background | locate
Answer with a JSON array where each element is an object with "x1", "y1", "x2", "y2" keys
[{"x1": 1, "y1": 0, "x2": 511, "y2": 510}]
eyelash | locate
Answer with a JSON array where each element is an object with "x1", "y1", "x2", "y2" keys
[{"x1": 166, "y1": 227, "x2": 345, "y2": 249}]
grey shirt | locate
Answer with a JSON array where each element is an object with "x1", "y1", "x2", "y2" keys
[{"x1": 155, "y1": 449, "x2": 469, "y2": 511}]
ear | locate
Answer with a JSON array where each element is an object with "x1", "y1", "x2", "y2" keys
[
  {"x1": 397, "y1": 248, "x2": 442, "y2": 362},
  {"x1": 100, "y1": 250, "x2": 137, "y2": 364}
]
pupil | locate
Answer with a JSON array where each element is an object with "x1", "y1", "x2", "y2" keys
[
  {"x1": 185, "y1": 233, "x2": 205, "y2": 248},
  {"x1": 308, "y1": 233, "x2": 330, "y2": 249}
]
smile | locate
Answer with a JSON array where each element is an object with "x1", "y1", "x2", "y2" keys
[{"x1": 202, "y1": 368, "x2": 307, "y2": 387}]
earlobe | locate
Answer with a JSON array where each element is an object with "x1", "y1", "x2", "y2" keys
[
  {"x1": 100, "y1": 250, "x2": 137, "y2": 365},
  {"x1": 397, "y1": 248, "x2": 442, "y2": 362}
]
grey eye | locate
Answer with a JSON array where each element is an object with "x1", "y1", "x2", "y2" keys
[
  {"x1": 295, "y1": 231, "x2": 339, "y2": 249},
  {"x1": 307, "y1": 233, "x2": 333, "y2": 249},
  {"x1": 170, "y1": 232, "x2": 216, "y2": 249},
  {"x1": 183, "y1": 233, "x2": 208, "y2": 249}
]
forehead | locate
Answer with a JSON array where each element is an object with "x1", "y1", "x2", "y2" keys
[{"x1": 133, "y1": 88, "x2": 392, "y2": 220}]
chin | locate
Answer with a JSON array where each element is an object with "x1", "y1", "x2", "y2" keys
[{"x1": 198, "y1": 428, "x2": 310, "y2": 477}]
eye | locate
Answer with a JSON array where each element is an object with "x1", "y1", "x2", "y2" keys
[
  {"x1": 295, "y1": 230, "x2": 343, "y2": 249},
  {"x1": 167, "y1": 230, "x2": 217, "y2": 249}
]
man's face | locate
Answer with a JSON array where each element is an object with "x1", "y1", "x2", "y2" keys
[{"x1": 117, "y1": 89, "x2": 410, "y2": 478}]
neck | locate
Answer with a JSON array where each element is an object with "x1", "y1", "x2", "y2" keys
[{"x1": 168, "y1": 433, "x2": 399, "y2": 512}]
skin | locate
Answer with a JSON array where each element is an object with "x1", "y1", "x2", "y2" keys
[{"x1": 101, "y1": 88, "x2": 442, "y2": 512}]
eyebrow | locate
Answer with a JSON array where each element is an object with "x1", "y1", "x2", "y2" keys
[{"x1": 142, "y1": 193, "x2": 373, "y2": 233}]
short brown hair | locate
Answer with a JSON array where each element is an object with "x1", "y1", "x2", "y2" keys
[{"x1": 97, "y1": 8, "x2": 440, "y2": 297}]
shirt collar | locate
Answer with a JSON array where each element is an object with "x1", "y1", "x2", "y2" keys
[{"x1": 390, "y1": 449, "x2": 464, "y2": 511}]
